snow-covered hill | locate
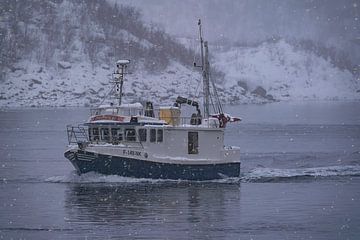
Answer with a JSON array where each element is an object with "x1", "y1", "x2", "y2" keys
[
  {"x1": 1, "y1": 39, "x2": 359, "y2": 108},
  {"x1": 0, "y1": 0, "x2": 202, "y2": 107},
  {"x1": 214, "y1": 39, "x2": 360, "y2": 102},
  {"x1": 0, "y1": 1, "x2": 359, "y2": 108},
  {"x1": 0, "y1": 59, "x2": 205, "y2": 107}
]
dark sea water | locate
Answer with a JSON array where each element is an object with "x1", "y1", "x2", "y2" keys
[{"x1": 0, "y1": 101, "x2": 359, "y2": 240}]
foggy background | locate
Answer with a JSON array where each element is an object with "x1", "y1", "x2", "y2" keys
[{"x1": 123, "y1": 0, "x2": 359, "y2": 62}]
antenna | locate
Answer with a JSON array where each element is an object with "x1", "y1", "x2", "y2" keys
[{"x1": 113, "y1": 59, "x2": 130, "y2": 106}]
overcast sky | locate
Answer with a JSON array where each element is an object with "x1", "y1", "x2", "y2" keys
[{"x1": 119, "y1": 0, "x2": 359, "y2": 59}]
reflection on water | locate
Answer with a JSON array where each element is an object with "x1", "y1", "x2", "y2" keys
[{"x1": 64, "y1": 183, "x2": 241, "y2": 239}]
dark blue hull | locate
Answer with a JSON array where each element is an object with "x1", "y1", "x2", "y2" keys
[{"x1": 64, "y1": 150, "x2": 240, "y2": 181}]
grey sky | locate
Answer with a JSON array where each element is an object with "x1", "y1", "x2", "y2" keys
[{"x1": 119, "y1": 0, "x2": 359, "y2": 60}]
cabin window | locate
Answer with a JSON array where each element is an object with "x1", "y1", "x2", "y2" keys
[
  {"x1": 150, "y1": 129, "x2": 156, "y2": 142},
  {"x1": 157, "y1": 129, "x2": 163, "y2": 142},
  {"x1": 188, "y1": 132, "x2": 199, "y2": 154},
  {"x1": 101, "y1": 128, "x2": 110, "y2": 141},
  {"x1": 125, "y1": 128, "x2": 136, "y2": 141},
  {"x1": 111, "y1": 128, "x2": 118, "y2": 141},
  {"x1": 92, "y1": 128, "x2": 99, "y2": 141},
  {"x1": 111, "y1": 128, "x2": 123, "y2": 143},
  {"x1": 139, "y1": 129, "x2": 147, "y2": 142}
]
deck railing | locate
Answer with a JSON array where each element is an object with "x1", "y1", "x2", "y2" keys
[
  {"x1": 158, "y1": 116, "x2": 221, "y2": 128},
  {"x1": 66, "y1": 124, "x2": 89, "y2": 145}
]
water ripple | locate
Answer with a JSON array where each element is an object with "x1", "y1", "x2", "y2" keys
[{"x1": 242, "y1": 164, "x2": 360, "y2": 182}]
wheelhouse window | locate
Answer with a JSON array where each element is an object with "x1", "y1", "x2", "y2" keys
[
  {"x1": 188, "y1": 132, "x2": 199, "y2": 154},
  {"x1": 101, "y1": 128, "x2": 110, "y2": 141},
  {"x1": 157, "y1": 129, "x2": 163, "y2": 142},
  {"x1": 111, "y1": 128, "x2": 123, "y2": 143},
  {"x1": 150, "y1": 129, "x2": 156, "y2": 142},
  {"x1": 92, "y1": 128, "x2": 99, "y2": 141},
  {"x1": 139, "y1": 129, "x2": 147, "y2": 142},
  {"x1": 125, "y1": 128, "x2": 136, "y2": 141}
]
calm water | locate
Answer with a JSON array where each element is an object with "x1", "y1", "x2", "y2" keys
[{"x1": 0, "y1": 101, "x2": 359, "y2": 239}]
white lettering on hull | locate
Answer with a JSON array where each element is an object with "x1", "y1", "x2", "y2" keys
[{"x1": 123, "y1": 150, "x2": 142, "y2": 157}]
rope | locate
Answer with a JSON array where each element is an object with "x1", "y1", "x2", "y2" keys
[
  {"x1": 99, "y1": 80, "x2": 116, "y2": 106},
  {"x1": 209, "y1": 71, "x2": 223, "y2": 114}
]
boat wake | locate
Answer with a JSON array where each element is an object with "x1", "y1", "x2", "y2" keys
[
  {"x1": 45, "y1": 172, "x2": 241, "y2": 184},
  {"x1": 242, "y1": 164, "x2": 360, "y2": 182},
  {"x1": 45, "y1": 172, "x2": 164, "y2": 184},
  {"x1": 45, "y1": 165, "x2": 360, "y2": 184}
]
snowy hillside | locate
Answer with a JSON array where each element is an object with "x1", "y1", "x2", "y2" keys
[
  {"x1": 1, "y1": 39, "x2": 359, "y2": 108},
  {"x1": 0, "y1": 1, "x2": 359, "y2": 108},
  {"x1": 213, "y1": 39, "x2": 360, "y2": 101},
  {"x1": 0, "y1": 59, "x2": 206, "y2": 107},
  {"x1": 0, "y1": 0, "x2": 201, "y2": 107}
]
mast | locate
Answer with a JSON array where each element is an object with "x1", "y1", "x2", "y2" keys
[
  {"x1": 113, "y1": 59, "x2": 130, "y2": 106},
  {"x1": 197, "y1": 19, "x2": 210, "y2": 119},
  {"x1": 204, "y1": 41, "x2": 210, "y2": 118}
]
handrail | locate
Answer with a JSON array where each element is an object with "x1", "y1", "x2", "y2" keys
[
  {"x1": 157, "y1": 116, "x2": 220, "y2": 128},
  {"x1": 66, "y1": 124, "x2": 89, "y2": 145}
]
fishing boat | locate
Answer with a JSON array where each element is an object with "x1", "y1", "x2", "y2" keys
[{"x1": 64, "y1": 20, "x2": 241, "y2": 180}]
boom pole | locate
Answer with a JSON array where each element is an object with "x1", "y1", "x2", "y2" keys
[{"x1": 198, "y1": 19, "x2": 210, "y2": 118}]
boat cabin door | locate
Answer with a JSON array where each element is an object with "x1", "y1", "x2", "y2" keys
[{"x1": 188, "y1": 132, "x2": 199, "y2": 154}]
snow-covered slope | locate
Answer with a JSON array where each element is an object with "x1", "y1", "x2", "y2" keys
[
  {"x1": 0, "y1": 0, "x2": 359, "y2": 108},
  {"x1": 214, "y1": 40, "x2": 360, "y2": 101},
  {"x1": 0, "y1": 60, "x2": 204, "y2": 107},
  {"x1": 0, "y1": 0, "x2": 202, "y2": 107},
  {"x1": 1, "y1": 39, "x2": 359, "y2": 107}
]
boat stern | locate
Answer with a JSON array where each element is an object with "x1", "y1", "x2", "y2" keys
[{"x1": 222, "y1": 146, "x2": 241, "y2": 163}]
